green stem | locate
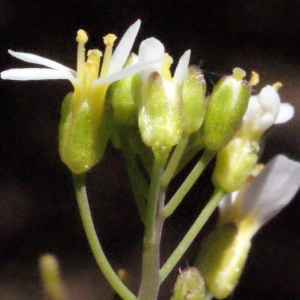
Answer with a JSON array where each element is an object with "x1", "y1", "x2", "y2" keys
[
  {"x1": 175, "y1": 145, "x2": 204, "y2": 177},
  {"x1": 161, "y1": 137, "x2": 189, "y2": 190},
  {"x1": 159, "y1": 186, "x2": 226, "y2": 283},
  {"x1": 137, "y1": 155, "x2": 167, "y2": 300},
  {"x1": 163, "y1": 149, "x2": 215, "y2": 218},
  {"x1": 124, "y1": 153, "x2": 148, "y2": 223},
  {"x1": 72, "y1": 174, "x2": 136, "y2": 300}
]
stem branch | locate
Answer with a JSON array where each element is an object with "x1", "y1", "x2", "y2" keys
[
  {"x1": 159, "y1": 186, "x2": 226, "y2": 283},
  {"x1": 73, "y1": 174, "x2": 136, "y2": 300}
]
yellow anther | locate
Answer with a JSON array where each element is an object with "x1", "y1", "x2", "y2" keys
[
  {"x1": 161, "y1": 53, "x2": 173, "y2": 80},
  {"x1": 87, "y1": 49, "x2": 102, "y2": 58},
  {"x1": 273, "y1": 82, "x2": 283, "y2": 91},
  {"x1": 103, "y1": 34, "x2": 117, "y2": 47},
  {"x1": 250, "y1": 71, "x2": 259, "y2": 86},
  {"x1": 76, "y1": 29, "x2": 88, "y2": 43},
  {"x1": 232, "y1": 67, "x2": 246, "y2": 80}
]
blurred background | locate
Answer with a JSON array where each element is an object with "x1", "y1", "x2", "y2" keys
[{"x1": 0, "y1": 1, "x2": 300, "y2": 299}]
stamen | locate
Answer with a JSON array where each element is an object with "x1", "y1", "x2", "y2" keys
[
  {"x1": 232, "y1": 67, "x2": 246, "y2": 81},
  {"x1": 103, "y1": 34, "x2": 117, "y2": 47},
  {"x1": 161, "y1": 53, "x2": 173, "y2": 80},
  {"x1": 250, "y1": 71, "x2": 259, "y2": 86},
  {"x1": 76, "y1": 29, "x2": 88, "y2": 82},
  {"x1": 100, "y1": 34, "x2": 117, "y2": 78},
  {"x1": 273, "y1": 82, "x2": 283, "y2": 91},
  {"x1": 76, "y1": 29, "x2": 88, "y2": 43}
]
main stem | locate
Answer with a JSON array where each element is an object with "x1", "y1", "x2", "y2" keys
[
  {"x1": 138, "y1": 155, "x2": 167, "y2": 300},
  {"x1": 72, "y1": 174, "x2": 136, "y2": 300}
]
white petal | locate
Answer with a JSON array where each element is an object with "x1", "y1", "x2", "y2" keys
[
  {"x1": 138, "y1": 37, "x2": 164, "y2": 82},
  {"x1": 108, "y1": 19, "x2": 141, "y2": 75},
  {"x1": 258, "y1": 85, "x2": 280, "y2": 119},
  {"x1": 92, "y1": 58, "x2": 162, "y2": 86},
  {"x1": 253, "y1": 112, "x2": 276, "y2": 131},
  {"x1": 1, "y1": 68, "x2": 77, "y2": 81},
  {"x1": 243, "y1": 95, "x2": 260, "y2": 124},
  {"x1": 174, "y1": 49, "x2": 191, "y2": 84},
  {"x1": 8, "y1": 50, "x2": 77, "y2": 76},
  {"x1": 240, "y1": 155, "x2": 300, "y2": 226},
  {"x1": 275, "y1": 103, "x2": 294, "y2": 124}
]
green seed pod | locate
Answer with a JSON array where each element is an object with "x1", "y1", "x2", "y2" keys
[
  {"x1": 202, "y1": 68, "x2": 250, "y2": 151},
  {"x1": 107, "y1": 55, "x2": 142, "y2": 126},
  {"x1": 181, "y1": 65, "x2": 206, "y2": 137},
  {"x1": 138, "y1": 71, "x2": 182, "y2": 157},
  {"x1": 171, "y1": 267, "x2": 206, "y2": 300},
  {"x1": 195, "y1": 223, "x2": 250, "y2": 299},
  {"x1": 213, "y1": 137, "x2": 259, "y2": 192},
  {"x1": 59, "y1": 92, "x2": 112, "y2": 174}
]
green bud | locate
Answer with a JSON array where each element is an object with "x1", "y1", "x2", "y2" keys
[
  {"x1": 171, "y1": 267, "x2": 206, "y2": 300},
  {"x1": 59, "y1": 92, "x2": 112, "y2": 174},
  {"x1": 213, "y1": 138, "x2": 258, "y2": 192},
  {"x1": 182, "y1": 66, "x2": 206, "y2": 137},
  {"x1": 138, "y1": 72, "x2": 182, "y2": 157},
  {"x1": 107, "y1": 55, "x2": 142, "y2": 126},
  {"x1": 195, "y1": 223, "x2": 250, "y2": 299},
  {"x1": 202, "y1": 68, "x2": 250, "y2": 151}
]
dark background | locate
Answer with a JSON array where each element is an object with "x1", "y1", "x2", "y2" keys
[{"x1": 0, "y1": 1, "x2": 300, "y2": 299}]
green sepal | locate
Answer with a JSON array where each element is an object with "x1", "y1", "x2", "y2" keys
[
  {"x1": 138, "y1": 72, "x2": 182, "y2": 157},
  {"x1": 202, "y1": 75, "x2": 250, "y2": 151},
  {"x1": 213, "y1": 138, "x2": 258, "y2": 192},
  {"x1": 107, "y1": 73, "x2": 142, "y2": 126},
  {"x1": 196, "y1": 223, "x2": 250, "y2": 299},
  {"x1": 171, "y1": 267, "x2": 206, "y2": 300},
  {"x1": 59, "y1": 92, "x2": 112, "y2": 174},
  {"x1": 182, "y1": 65, "x2": 206, "y2": 137}
]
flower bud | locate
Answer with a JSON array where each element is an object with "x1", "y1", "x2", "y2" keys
[
  {"x1": 181, "y1": 66, "x2": 206, "y2": 137},
  {"x1": 171, "y1": 267, "x2": 206, "y2": 300},
  {"x1": 195, "y1": 223, "x2": 251, "y2": 299},
  {"x1": 202, "y1": 68, "x2": 250, "y2": 151},
  {"x1": 107, "y1": 54, "x2": 142, "y2": 126},
  {"x1": 138, "y1": 71, "x2": 182, "y2": 157},
  {"x1": 59, "y1": 92, "x2": 112, "y2": 174},
  {"x1": 213, "y1": 138, "x2": 258, "y2": 192}
]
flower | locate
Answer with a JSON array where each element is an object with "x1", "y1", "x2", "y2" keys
[
  {"x1": 0, "y1": 20, "x2": 161, "y2": 173},
  {"x1": 219, "y1": 154, "x2": 300, "y2": 236},
  {"x1": 242, "y1": 83, "x2": 294, "y2": 139},
  {"x1": 197, "y1": 155, "x2": 300, "y2": 299},
  {"x1": 136, "y1": 37, "x2": 191, "y2": 156},
  {"x1": 212, "y1": 82, "x2": 295, "y2": 192}
]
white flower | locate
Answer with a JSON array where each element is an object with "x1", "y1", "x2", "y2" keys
[
  {"x1": 136, "y1": 37, "x2": 191, "y2": 154},
  {"x1": 243, "y1": 85, "x2": 294, "y2": 133},
  {"x1": 0, "y1": 20, "x2": 159, "y2": 99},
  {"x1": 219, "y1": 155, "x2": 300, "y2": 237}
]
